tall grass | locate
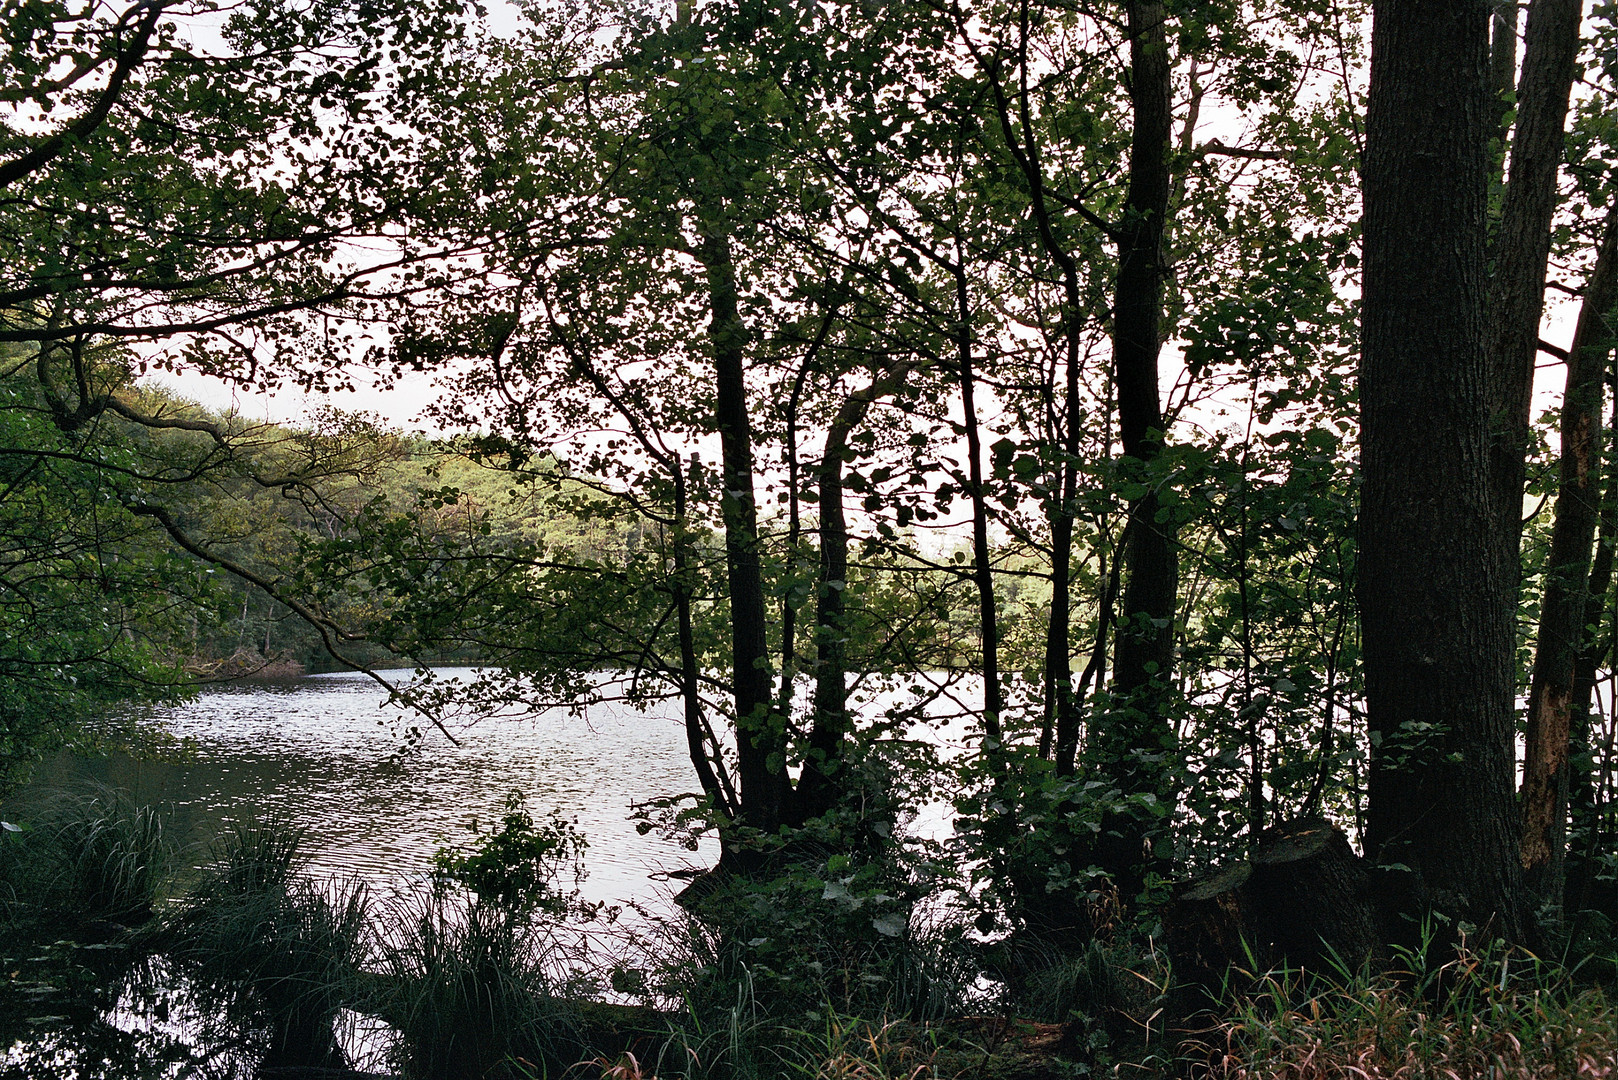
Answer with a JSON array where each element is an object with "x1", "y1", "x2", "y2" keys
[
  {"x1": 374, "y1": 887, "x2": 588, "y2": 1080},
  {"x1": 17, "y1": 785, "x2": 174, "y2": 926},
  {"x1": 168, "y1": 817, "x2": 371, "y2": 1071},
  {"x1": 598, "y1": 888, "x2": 981, "y2": 1080},
  {"x1": 1201, "y1": 942, "x2": 1618, "y2": 1079}
]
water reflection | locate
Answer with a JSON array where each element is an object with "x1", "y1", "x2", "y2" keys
[{"x1": 13, "y1": 668, "x2": 715, "y2": 907}]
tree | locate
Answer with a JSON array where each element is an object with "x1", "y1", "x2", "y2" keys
[
  {"x1": 0, "y1": 353, "x2": 192, "y2": 793},
  {"x1": 0, "y1": 0, "x2": 490, "y2": 773},
  {"x1": 1359, "y1": 0, "x2": 1524, "y2": 939},
  {"x1": 1522, "y1": 207, "x2": 1618, "y2": 908}
]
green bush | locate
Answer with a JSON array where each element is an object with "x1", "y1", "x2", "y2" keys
[{"x1": 431, "y1": 791, "x2": 593, "y2": 918}]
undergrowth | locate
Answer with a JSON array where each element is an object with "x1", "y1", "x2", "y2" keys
[
  {"x1": 166, "y1": 817, "x2": 372, "y2": 1071},
  {"x1": 1200, "y1": 940, "x2": 1618, "y2": 1079}
]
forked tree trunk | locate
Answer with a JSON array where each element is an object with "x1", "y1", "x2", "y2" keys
[{"x1": 1359, "y1": 0, "x2": 1523, "y2": 940}]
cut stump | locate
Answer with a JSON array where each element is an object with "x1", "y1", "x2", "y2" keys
[{"x1": 1164, "y1": 817, "x2": 1377, "y2": 1016}]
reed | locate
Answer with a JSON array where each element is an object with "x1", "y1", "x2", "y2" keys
[
  {"x1": 374, "y1": 886, "x2": 588, "y2": 1080},
  {"x1": 169, "y1": 817, "x2": 371, "y2": 1071},
  {"x1": 39, "y1": 785, "x2": 172, "y2": 926}
]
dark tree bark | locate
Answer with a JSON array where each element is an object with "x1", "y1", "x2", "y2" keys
[
  {"x1": 1484, "y1": 0, "x2": 1582, "y2": 617},
  {"x1": 1359, "y1": 0, "x2": 1524, "y2": 940},
  {"x1": 955, "y1": 269, "x2": 1005, "y2": 747},
  {"x1": 1094, "y1": 0, "x2": 1178, "y2": 896},
  {"x1": 1522, "y1": 210, "x2": 1618, "y2": 908},
  {"x1": 702, "y1": 229, "x2": 790, "y2": 840},
  {"x1": 796, "y1": 361, "x2": 915, "y2": 822},
  {"x1": 1110, "y1": 0, "x2": 1176, "y2": 704}
]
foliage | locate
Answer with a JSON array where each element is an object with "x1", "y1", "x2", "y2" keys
[
  {"x1": 0, "y1": 361, "x2": 197, "y2": 794},
  {"x1": 6, "y1": 0, "x2": 1618, "y2": 1075},
  {"x1": 432, "y1": 790, "x2": 595, "y2": 918}
]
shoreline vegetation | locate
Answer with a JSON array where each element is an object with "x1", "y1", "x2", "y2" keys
[{"x1": 4, "y1": 791, "x2": 1617, "y2": 1078}]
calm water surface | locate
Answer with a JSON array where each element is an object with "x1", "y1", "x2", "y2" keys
[{"x1": 16, "y1": 668, "x2": 716, "y2": 907}]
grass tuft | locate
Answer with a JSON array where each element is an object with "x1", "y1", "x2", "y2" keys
[
  {"x1": 374, "y1": 886, "x2": 588, "y2": 1080},
  {"x1": 1201, "y1": 942, "x2": 1618, "y2": 1079},
  {"x1": 35, "y1": 785, "x2": 172, "y2": 926},
  {"x1": 167, "y1": 816, "x2": 371, "y2": 1071}
]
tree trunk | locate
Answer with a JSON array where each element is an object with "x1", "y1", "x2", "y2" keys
[
  {"x1": 979, "y1": 29, "x2": 1086, "y2": 774},
  {"x1": 797, "y1": 361, "x2": 914, "y2": 822},
  {"x1": 702, "y1": 229, "x2": 790, "y2": 841},
  {"x1": 1484, "y1": 0, "x2": 1582, "y2": 632},
  {"x1": 1111, "y1": 0, "x2": 1176, "y2": 704},
  {"x1": 673, "y1": 487, "x2": 738, "y2": 825},
  {"x1": 1359, "y1": 0, "x2": 1523, "y2": 941},
  {"x1": 1522, "y1": 210, "x2": 1618, "y2": 908},
  {"x1": 955, "y1": 269, "x2": 1004, "y2": 747},
  {"x1": 1046, "y1": 361, "x2": 1082, "y2": 778},
  {"x1": 1095, "y1": 0, "x2": 1178, "y2": 898}
]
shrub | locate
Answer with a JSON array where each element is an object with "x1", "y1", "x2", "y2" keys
[{"x1": 431, "y1": 791, "x2": 595, "y2": 919}]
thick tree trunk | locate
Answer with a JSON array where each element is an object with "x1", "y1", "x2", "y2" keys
[
  {"x1": 1359, "y1": 0, "x2": 1523, "y2": 941},
  {"x1": 1095, "y1": 0, "x2": 1177, "y2": 897},
  {"x1": 702, "y1": 230, "x2": 790, "y2": 841},
  {"x1": 1484, "y1": 0, "x2": 1582, "y2": 626},
  {"x1": 1522, "y1": 210, "x2": 1618, "y2": 908}
]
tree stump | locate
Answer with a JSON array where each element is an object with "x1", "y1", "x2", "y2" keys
[
  {"x1": 1162, "y1": 861, "x2": 1257, "y2": 1018},
  {"x1": 1164, "y1": 818, "x2": 1378, "y2": 1018},
  {"x1": 1245, "y1": 817, "x2": 1378, "y2": 974}
]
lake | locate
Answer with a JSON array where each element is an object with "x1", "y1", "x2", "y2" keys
[{"x1": 9, "y1": 667, "x2": 719, "y2": 909}]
